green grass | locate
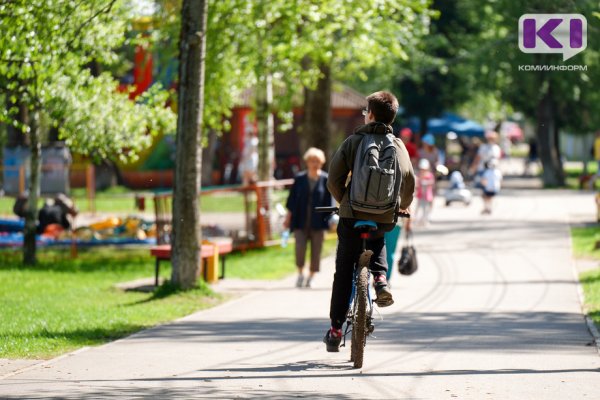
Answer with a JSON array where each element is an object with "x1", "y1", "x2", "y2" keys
[
  {"x1": 0, "y1": 188, "x2": 290, "y2": 214},
  {"x1": 580, "y1": 269, "x2": 600, "y2": 328},
  {"x1": 572, "y1": 225, "x2": 600, "y2": 328},
  {"x1": 564, "y1": 162, "x2": 599, "y2": 190},
  {"x1": 0, "y1": 248, "x2": 221, "y2": 359},
  {"x1": 571, "y1": 226, "x2": 600, "y2": 260},
  {"x1": 225, "y1": 236, "x2": 337, "y2": 280},
  {"x1": 509, "y1": 146, "x2": 529, "y2": 158},
  {"x1": 0, "y1": 234, "x2": 333, "y2": 359}
]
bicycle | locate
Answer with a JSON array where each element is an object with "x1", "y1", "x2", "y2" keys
[{"x1": 316, "y1": 206, "x2": 409, "y2": 368}]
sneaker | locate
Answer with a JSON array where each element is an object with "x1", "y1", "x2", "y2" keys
[
  {"x1": 305, "y1": 277, "x2": 312, "y2": 288},
  {"x1": 295, "y1": 275, "x2": 304, "y2": 288},
  {"x1": 323, "y1": 328, "x2": 342, "y2": 352},
  {"x1": 374, "y1": 275, "x2": 394, "y2": 307}
]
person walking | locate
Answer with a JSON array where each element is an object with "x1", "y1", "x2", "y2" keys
[
  {"x1": 383, "y1": 222, "x2": 402, "y2": 282},
  {"x1": 481, "y1": 159, "x2": 503, "y2": 214},
  {"x1": 284, "y1": 147, "x2": 332, "y2": 288},
  {"x1": 523, "y1": 137, "x2": 539, "y2": 177},
  {"x1": 470, "y1": 130, "x2": 501, "y2": 186},
  {"x1": 323, "y1": 91, "x2": 415, "y2": 352},
  {"x1": 399, "y1": 127, "x2": 419, "y2": 167},
  {"x1": 418, "y1": 133, "x2": 439, "y2": 173},
  {"x1": 415, "y1": 158, "x2": 435, "y2": 227}
]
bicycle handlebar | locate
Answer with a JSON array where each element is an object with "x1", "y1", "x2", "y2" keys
[
  {"x1": 314, "y1": 206, "x2": 410, "y2": 218},
  {"x1": 314, "y1": 206, "x2": 339, "y2": 213}
]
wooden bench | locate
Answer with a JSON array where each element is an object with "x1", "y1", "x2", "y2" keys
[{"x1": 150, "y1": 240, "x2": 233, "y2": 286}]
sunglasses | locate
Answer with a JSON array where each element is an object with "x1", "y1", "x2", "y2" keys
[{"x1": 361, "y1": 108, "x2": 369, "y2": 116}]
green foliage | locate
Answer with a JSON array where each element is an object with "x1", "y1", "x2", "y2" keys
[
  {"x1": 388, "y1": 0, "x2": 485, "y2": 124},
  {"x1": 458, "y1": 91, "x2": 516, "y2": 125},
  {"x1": 48, "y1": 72, "x2": 175, "y2": 162},
  {"x1": 152, "y1": 0, "x2": 256, "y2": 132},
  {"x1": 151, "y1": 0, "x2": 433, "y2": 134},
  {"x1": 374, "y1": 0, "x2": 600, "y2": 135},
  {"x1": 0, "y1": 0, "x2": 176, "y2": 161},
  {"x1": 466, "y1": 0, "x2": 600, "y2": 134}
]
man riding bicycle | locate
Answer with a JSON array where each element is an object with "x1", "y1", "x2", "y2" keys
[{"x1": 324, "y1": 91, "x2": 415, "y2": 352}]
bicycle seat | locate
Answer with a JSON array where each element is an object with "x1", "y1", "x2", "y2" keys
[{"x1": 353, "y1": 220, "x2": 378, "y2": 231}]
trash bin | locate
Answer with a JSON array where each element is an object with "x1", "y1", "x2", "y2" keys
[
  {"x1": 202, "y1": 241, "x2": 220, "y2": 283},
  {"x1": 2, "y1": 147, "x2": 29, "y2": 195},
  {"x1": 41, "y1": 145, "x2": 71, "y2": 195},
  {"x1": 2, "y1": 146, "x2": 71, "y2": 195}
]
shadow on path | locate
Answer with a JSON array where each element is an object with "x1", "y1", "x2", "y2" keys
[
  {"x1": 128, "y1": 310, "x2": 594, "y2": 352},
  {"x1": 3, "y1": 367, "x2": 599, "y2": 400}
]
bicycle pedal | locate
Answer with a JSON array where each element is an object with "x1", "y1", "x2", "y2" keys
[{"x1": 375, "y1": 297, "x2": 394, "y2": 307}]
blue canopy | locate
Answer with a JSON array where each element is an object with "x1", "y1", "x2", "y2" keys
[{"x1": 406, "y1": 113, "x2": 485, "y2": 137}]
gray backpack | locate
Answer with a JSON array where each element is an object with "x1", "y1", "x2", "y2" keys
[{"x1": 349, "y1": 133, "x2": 401, "y2": 215}]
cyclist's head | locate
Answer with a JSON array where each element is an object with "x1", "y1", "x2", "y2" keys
[{"x1": 366, "y1": 91, "x2": 399, "y2": 124}]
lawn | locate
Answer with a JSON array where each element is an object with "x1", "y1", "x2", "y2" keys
[
  {"x1": 0, "y1": 248, "x2": 221, "y2": 359},
  {"x1": 581, "y1": 269, "x2": 600, "y2": 328},
  {"x1": 0, "y1": 187, "x2": 290, "y2": 215},
  {"x1": 572, "y1": 225, "x2": 600, "y2": 328},
  {"x1": 564, "y1": 162, "x2": 599, "y2": 190},
  {"x1": 571, "y1": 226, "x2": 600, "y2": 259},
  {"x1": 225, "y1": 235, "x2": 337, "y2": 280},
  {"x1": 0, "y1": 235, "x2": 336, "y2": 359}
]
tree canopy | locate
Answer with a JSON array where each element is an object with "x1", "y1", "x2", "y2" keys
[
  {"x1": 0, "y1": 0, "x2": 175, "y2": 264},
  {"x1": 0, "y1": 0, "x2": 175, "y2": 161}
]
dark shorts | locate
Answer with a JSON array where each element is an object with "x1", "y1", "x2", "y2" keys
[{"x1": 483, "y1": 190, "x2": 497, "y2": 197}]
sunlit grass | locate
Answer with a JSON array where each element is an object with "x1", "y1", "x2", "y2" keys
[
  {"x1": 571, "y1": 226, "x2": 600, "y2": 260},
  {"x1": 0, "y1": 233, "x2": 334, "y2": 359},
  {"x1": 0, "y1": 248, "x2": 220, "y2": 359},
  {"x1": 580, "y1": 268, "x2": 600, "y2": 329},
  {"x1": 225, "y1": 235, "x2": 337, "y2": 280},
  {"x1": 0, "y1": 187, "x2": 290, "y2": 214}
]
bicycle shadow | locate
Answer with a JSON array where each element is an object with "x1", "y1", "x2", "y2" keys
[{"x1": 202, "y1": 359, "x2": 354, "y2": 373}]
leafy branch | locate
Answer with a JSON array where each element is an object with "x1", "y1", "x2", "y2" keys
[{"x1": 65, "y1": 0, "x2": 118, "y2": 51}]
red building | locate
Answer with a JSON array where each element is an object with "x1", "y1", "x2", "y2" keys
[{"x1": 216, "y1": 85, "x2": 366, "y2": 184}]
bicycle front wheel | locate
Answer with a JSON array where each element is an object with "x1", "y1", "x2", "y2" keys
[{"x1": 351, "y1": 264, "x2": 369, "y2": 368}]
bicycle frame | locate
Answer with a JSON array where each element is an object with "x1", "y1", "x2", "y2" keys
[
  {"x1": 346, "y1": 236, "x2": 374, "y2": 324},
  {"x1": 314, "y1": 205, "x2": 409, "y2": 368},
  {"x1": 344, "y1": 233, "x2": 376, "y2": 368}
]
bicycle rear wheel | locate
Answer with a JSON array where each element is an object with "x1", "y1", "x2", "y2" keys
[{"x1": 351, "y1": 264, "x2": 369, "y2": 368}]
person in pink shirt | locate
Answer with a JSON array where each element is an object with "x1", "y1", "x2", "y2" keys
[
  {"x1": 400, "y1": 128, "x2": 419, "y2": 167},
  {"x1": 415, "y1": 158, "x2": 435, "y2": 226}
]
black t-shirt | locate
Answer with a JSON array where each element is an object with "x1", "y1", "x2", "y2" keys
[{"x1": 38, "y1": 204, "x2": 69, "y2": 233}]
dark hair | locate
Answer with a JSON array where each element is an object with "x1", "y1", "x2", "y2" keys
[{"x1": 366, "y1": 91, "x2": 399, "y2": 124}]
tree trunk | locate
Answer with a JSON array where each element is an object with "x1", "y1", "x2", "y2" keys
[
  {"x1": 23, "y1": 110, "x2": 41, "y2": 265},
  {"x1": 302, "y1": 63, "x2": 332, "y2": 168},
  {"x1": 536, "y1": 87, "x2": 565, "y2": 187},
  {"x1": 255, "y1": 70, "x2": 275, "y2": 243},
  {"x1": 552, "y1": 122, "x2": 564, "y2": 180},
  {"x1": 256, "y1": 73, "x2": 274, "y2": 181},
  {"x1": 171, "y1": 0, "x2": 208, "y2": 289},
  {"x1": 6, "y1": 97, "x2": 28, "y2": 147},
  {"x1": 419, "y1": 115, "x2": 428, "y2": 137}
]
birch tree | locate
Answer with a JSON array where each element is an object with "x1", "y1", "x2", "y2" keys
[{"x1": 0, "y1": 0, "x2": 175, "y2": 264}]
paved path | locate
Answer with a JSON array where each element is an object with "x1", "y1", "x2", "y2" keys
[{"x1": 1, "y1": 186, "x2": 599, "y2": 399}]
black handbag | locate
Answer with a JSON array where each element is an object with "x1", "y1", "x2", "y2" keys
[{"x1": 398, "y1": 229, "x2": 418, "y2": 275}]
